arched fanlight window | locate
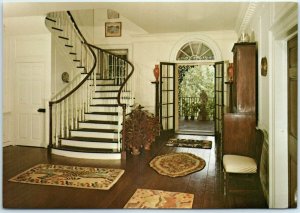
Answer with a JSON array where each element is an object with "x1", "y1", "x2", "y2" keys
[{"x1": 176, "y1": 41, "x2": 214, "y2": 60}]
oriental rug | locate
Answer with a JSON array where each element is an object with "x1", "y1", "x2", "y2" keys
[
  {"x1": 9, "y1": 164, "x2": 124, "y2": 190},
  {"x1": 166, "y1": 138, "x2": 212, "y2": 149},
  {"x1": 124, "y1": 188, "x2": 194, "y2": 208},
  {"x1": 149, "y1": 152, "x2": 206, "y2": 177}
]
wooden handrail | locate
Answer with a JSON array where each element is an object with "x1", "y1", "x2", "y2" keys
[
  {"x1": 48, "y1": 11, "x2": 135, "y2": 155},
  {"x1": 87, "y1": 43, "x2": 135, "y2": 107}
]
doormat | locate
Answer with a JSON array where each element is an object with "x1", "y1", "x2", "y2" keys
[
  {"x1": 9, "y1": 164, "x2": 124, "y2": 190},
  {"x1": 124, "y1": 188, "x2": 194, "y2": 208},
  {"x1": 166, "y1": 138, "x2": 212, "y2": 149},
  {"x1": 149, "y1": 152, "x2": 206, "y2": 177}
]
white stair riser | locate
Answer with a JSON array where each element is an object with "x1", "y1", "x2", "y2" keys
[
  {"x1": 79, "y1": 122, "x2": 118, "y2": 130},
  {"x1": 89, "y1": 106, "x2": 118, "y2": 113},
  {"x1": 89, "y1": 79, "x2": 115, "y2": 85},
  {"x1": 52, "y1": 149, "x2": 121, "y2": 160},
  {"x1": 61, "y1": 139, "x2": 118, "y2": 149},
  {"x1": 94, "y1": 85, "x2": 120, "y2": 91},
  {"x1": 85, "y1": 113, "x2": 118, "y2": 121},
  {"x1": 94, "y1": 92, "x2": 118, "y2": 98},
  {"x1": 70, "y1": 130, "x2": 118, "y2": 139},
  {"x1": 91, "y1": 99, "x2": 118, "y2": 105}
]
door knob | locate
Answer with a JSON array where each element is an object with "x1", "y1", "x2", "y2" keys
[{"x1": 37, "y1": 108, "x2": 46, "y2": 113}]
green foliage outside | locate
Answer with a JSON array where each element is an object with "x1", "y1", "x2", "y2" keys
[{"x1": 180, "y1": 65, "x2": 215, "y2": 119}]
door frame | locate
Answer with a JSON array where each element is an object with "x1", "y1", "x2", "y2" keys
[
  {"x1": 269, "y1": 19, "x2": 297, "y2": 209},
  {"x1": 159, "y1": 62, "x2": 176, "y2": 135},
  {"x1": 174, "y1": 62, "x2": 216, "y2": 134}
]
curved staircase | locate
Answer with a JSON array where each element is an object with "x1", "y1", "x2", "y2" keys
[{"x1": 45, "y1": 11, "x2": 134, "y2": 159}]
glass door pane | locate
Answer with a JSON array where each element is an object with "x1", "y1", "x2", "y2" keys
[
  {"x1": 215, "y1": 61, "x2": 224, "y2": 143},
  {"x1": 160, "y1": 62, "x2": 175, "y2": 133}
]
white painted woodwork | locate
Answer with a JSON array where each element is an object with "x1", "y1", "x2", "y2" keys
[
  {"x1": 60, "y1": 139, "x2": 118, "y2": 149},
  {"x1": 70, "y1": 130, "x2": 118, "y2": 139},
  {"x1": 94, "y1": 85, "x2": 120, "y2": 91},
  {"x1": 84, "y1": 113, "x2": 118, "y2": 121},
  {"x1": 14, "y1": 62, "x2": 46, "y2": 147},
  {"x1": 78, "y1": 122, "x2": 117, "y2": 130},
  {"x1": 88, "y1": 106, "x2": 118, "y2": 113},
  {"x1": 52, "y1": 148, "x2": 121, "y2": 160},
  {"x1": 90, "y1": 79, "x2": 115, "y2": 85},
  {"x1": 93, "y1": 91, "x2": 119, "y2": 98},
  {"x1": 91, "y1": 98, "x2": 118, "y2": 105}
]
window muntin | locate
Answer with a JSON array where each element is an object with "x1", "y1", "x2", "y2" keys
[{"x1": 176, "y1": 41, "x2": 214, "y2": 61}]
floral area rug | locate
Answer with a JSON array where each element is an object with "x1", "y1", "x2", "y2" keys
[
  {"x1": 124, "y1": 188, "x2": 194, "y2": 208},
  {"x1": 166, "y1": 138, "x2": 212, "y2": 149},
  {"x1": 9, "y1": 164, "x2": 124, "y2": 190},
  {"x1": 149, "y1": 152, "x2": 206, "y2": 177}
]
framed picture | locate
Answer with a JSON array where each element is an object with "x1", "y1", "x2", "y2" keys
[{"x1": 105, "y1": 22, "x2": 122, "y2": 37}]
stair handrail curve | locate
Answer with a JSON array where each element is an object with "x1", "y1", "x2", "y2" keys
[
  {"x1": 87, "y1": 43, "x2": 135, "y2": 108},
  {"x1": 48, "y1": 10, "x2": 135, "y2": 156},
  {"x1": 48, "y1": 11, "x2": 97, "y2": 150},
  {"x1": 49, "y1": 11, "x2": 94, "y2": 105},
  {"x1": 66, "y1": 11, "x2": 134, "y2": 109}
]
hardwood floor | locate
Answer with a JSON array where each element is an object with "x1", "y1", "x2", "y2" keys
[{"x1": 3, "y1": 134, "x2": 268, "y2": 209}]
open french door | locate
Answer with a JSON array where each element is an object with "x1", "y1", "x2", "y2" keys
[
  {"x1": 214, "y1": 61, "x2": 224, "y2": 143},
  {"x1": 159, "y1": 62, "x2": 176, "y2": 135}
]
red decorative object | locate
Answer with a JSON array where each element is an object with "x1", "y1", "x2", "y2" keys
[
  {"x1": 153, "y1": 64, "x2": 160, "y2": 82},
  {"x1": 227, "y1": 63, "x2": 234, "y2": 82}
]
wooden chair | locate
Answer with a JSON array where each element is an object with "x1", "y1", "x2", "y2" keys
[{"x1": 222, "y1": 113, "x2": 264, "y2": 196}]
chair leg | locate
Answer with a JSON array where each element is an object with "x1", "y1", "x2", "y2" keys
[{"x1": 223, "y1": 170, "x2": 228, "y2": 196}]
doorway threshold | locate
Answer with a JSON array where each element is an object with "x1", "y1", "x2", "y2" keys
[{"x1": 176, "y1": 130, "x2": 215, "y2": 136}]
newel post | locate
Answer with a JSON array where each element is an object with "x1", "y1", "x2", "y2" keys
[
  {"x1": 121, "y1": 105, "x2": 127, "y2": 159},
  {"x1": 48, "y1": 102, "x2": 53, "y2": 155}
]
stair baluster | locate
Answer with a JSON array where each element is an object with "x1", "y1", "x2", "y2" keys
[{"x1": 46, "y1": 10, "x2": 135, "y2": 159}]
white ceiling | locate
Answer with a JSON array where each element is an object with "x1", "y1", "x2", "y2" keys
[{"x1": 3, "y1": 2, "x2": 250, "y2": 33}]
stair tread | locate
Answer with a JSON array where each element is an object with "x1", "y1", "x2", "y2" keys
[
  {"x1": 45, "y1": 17, "x2": 56, "y2": 22},
  {"x1": 58, "y1": 36, "x2": 69, "y2": 40},
  {"x1": 71, "y1": 128, "x2": 117, "y2": 133},
  {"x1": 93, "y1": 97, "x2": 117, "y2": 99},
  {"x1": 85, "y1": 112, "x2": 118, "y2": 115},
  {"x1": 95, "y1": 90, "x2": 119, "y2": 93},
  {"x1": 52, "y1": 27, "x2": 63, "y2": 31},
  {"x1": 54, "y1": 145, "x2": 116, "y2": 153},
  {"x1": 79, "y1": 120, "x2": 118, "y2": 125},
  {"x1": 93, "y1": 84, "x2": 120, "y2": 86},
  {"x1": 90, "y1": 104, "x2": 119, "y2": 107},
  {"x1": 60, "y1": 136, "x2": 118, "y2": 143}
]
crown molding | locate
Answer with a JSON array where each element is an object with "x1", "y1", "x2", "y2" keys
[{"x1": 235, "y1": 2, "x2": 258, "y2": 35}]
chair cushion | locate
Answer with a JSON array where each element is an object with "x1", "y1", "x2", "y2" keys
[{"x1": 223, "y1": 155, "x2": 257, "y2": 174}]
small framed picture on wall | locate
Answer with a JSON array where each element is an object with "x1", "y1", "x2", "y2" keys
[{"x1": 105, "y1": 22, "x2": 122, "y2": 37}]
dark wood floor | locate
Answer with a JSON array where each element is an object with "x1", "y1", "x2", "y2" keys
[
  {"x1": 3, "y1": 134, "x2": 268, "y2": 209},
  {"x1": 178, "y1": 119, "x2": 215, "y2": 135}
]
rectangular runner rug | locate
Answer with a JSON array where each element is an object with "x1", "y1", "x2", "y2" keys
[
  {"x1": 166, "y1": 138, "x2": 212, "y2": 149},
  {"x1": 124, "y1": 188, "x2": 194, "y2": 208},
  {"x1": 9, "y1": 164, "x2": 124, "y2": 190}
]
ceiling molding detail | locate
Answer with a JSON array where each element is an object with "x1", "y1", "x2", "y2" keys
[{"x1": 236, "y1": 3, "x2": 258, "y2": 35}]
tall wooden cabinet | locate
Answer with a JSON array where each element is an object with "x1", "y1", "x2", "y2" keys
[
  {"x1": 232, "y1": 42, "x2": 257, "y2": 115},
  {"x1": 223, "y1": 42, "x2": 257, "y2": 157}
]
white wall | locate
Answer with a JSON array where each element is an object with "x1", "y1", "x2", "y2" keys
[
  {"x1": 244, "y1": 2, "x2": 297, "y2": 208},
  {"x1": 86, "y1": 8, "x2": 237, "y2": 113},
  {"x1": 72, "y1": 9, "x2": 95, "y2": 44},
  {"x1": 131, "y1": 31, "x2": 236, "y2": 112}
]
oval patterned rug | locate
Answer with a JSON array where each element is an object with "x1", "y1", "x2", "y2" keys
[{"x1": 149, "y1": 152, "x2": 206, "y2": 177}]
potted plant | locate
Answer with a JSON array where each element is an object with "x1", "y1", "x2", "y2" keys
[
  {"x1": 142, "y1": 111, "x2": 160, "y2": 150},
  {"x1": 123, "y1": 105, "x2": 160, "y2": 155}
]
